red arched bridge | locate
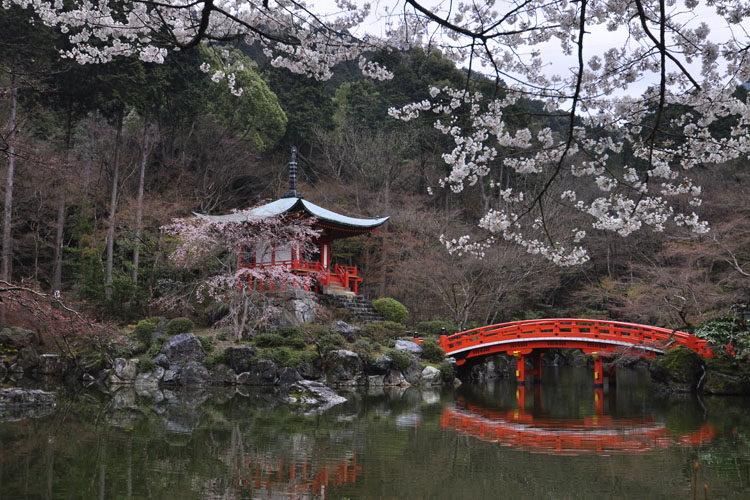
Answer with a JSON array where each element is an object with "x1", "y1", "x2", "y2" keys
[{"x1": 438, "y1": 318, "x2": 713, "y2": 386}]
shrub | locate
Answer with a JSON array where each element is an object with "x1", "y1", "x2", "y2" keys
[
  {"x1": 372, "y1": 298, "x2": 409, "y2": 324},
  {"x1": 138, "y1": 355, "x2": 156, "y2": 372},
  {"x1": 197, "y1": 335, "x2": 215, "y2": 353},
  {"x1": 416, "y1": 320, "x2": 457, "y2": 337},
  {"x1": 258, "y1": 347, "x2": 302, "y2": 367},
  {"x1": 216, "y1": 329, "x2": 230, "y2": 341},
  {"x1": 352, "y1": 339, "x2": 375, "y2": 366},
  {"x1": 278, "y1": 326, "x2": 304, "y2": 339},
  {"x1": 421, "y1": 338, "x2": 446, "y2": 363},
  {"x1": 134, "y1": 320, "x2": 156, "y2": 347},
  {"x1": 696, "y1": 315, "x2": 748, "y2": 352},
  {"x1": 253, "y1": 332, "x2": 306, "y2": 349},
  {"x1": 166, "y1": 317, "x2": 195, "y2": 336},
  {"x1": 315, "y1": 330, "x2": 346, "y2": 357},
  {"x1": 387, "y1": 348, "x2": 412, "y2": 372},
  {"x1": 362, "y1": 321, "x2": 404, "y2": 343},
  {"x1": 439, "y1": 359, "x2": 456, "y2": 382},
  {"x1": 202, "y1": 348, "x2": 229, "y2": 368}
]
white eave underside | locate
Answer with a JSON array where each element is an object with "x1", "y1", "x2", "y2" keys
[{"x1": 194, "y1": 197, "x2": 389, "y2": 229}]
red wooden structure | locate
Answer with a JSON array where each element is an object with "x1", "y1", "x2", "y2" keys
[
  {"x1": 199, "y1": 148, "x2": 388, "y2": 296},
  {"x1": 439, "y1": 318, "x2": 713, "y2": 386}
]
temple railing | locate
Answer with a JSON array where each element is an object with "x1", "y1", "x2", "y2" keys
[{"x1": 240, "y1": 259, "x2": 360, "y2": 294}]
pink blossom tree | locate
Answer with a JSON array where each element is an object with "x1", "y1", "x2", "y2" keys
[{"x1": 162, "y1": 212, "x2": 319, "y2": 338}]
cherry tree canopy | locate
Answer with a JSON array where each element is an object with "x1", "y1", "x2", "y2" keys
[{"x1": 5, "y1": 0, "x2": 750, "y2": 265}]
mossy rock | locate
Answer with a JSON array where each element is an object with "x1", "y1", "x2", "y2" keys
[
  {"x1": 702, "y1": 370, "x2": 750, "y2": 395},
  {"x1": 649, "y1": 346, "x2": 704, "y2": 392}
]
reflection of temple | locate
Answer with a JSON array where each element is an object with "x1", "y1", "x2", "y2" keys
[
  {"x1": 232, "y1": 454, "x2": 362, "y2": 499},
  {"x1": 441, "y1": 396, "x2": 715, "y2": 455}
]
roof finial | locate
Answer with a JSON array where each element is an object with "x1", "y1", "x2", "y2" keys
[{"x1": 282, "y1": 146, "x2": 301, "y2": 198}]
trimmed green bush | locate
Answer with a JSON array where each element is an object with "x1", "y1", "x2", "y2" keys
[
  {"x1": 134, "y1": 320, "x2": 156, "y2": 347},
  {"x1": 258, "y1": 347, "x2": 303, "y2": 367},
  {"x1": 138, "y1": 355, "x2": 156, "y2": 372},
  {"x1": 421, "y1": 338, "x2": 446, "y2": 363},
  {"x1": 315, "y1": 331, "x2": 346, "y2": 357},
  {"x1": 372, "y1": 298, "x2": 408, "y2": 324},
  {"x1": 416, "y1": 320, "x2": 457, "y2": 336},
  {"x1": 278, "y1": 326, "x2": 304, "y2": 339},
  {"x1": 202, "y1": 348, "x2": 229, "y2": 368},
  {"x1": 166, "y1": 317, "x2": 195, "y2": 336},
  {"x1": 362, "y1": 321, "x2": 405, "y2": 343},
  {"x1": 197, "y1": 335, "x2": 215, "y2": 353},
  {"x1": 253, "y1": 333, "x2": 306, "y2": 349},
  {"x1": 352, "y1": 339, "x2": 375, "y2": 366},
  {"x1": 439, "y1": 359, "x2": 456, "y2": 382},
  {"x1": 387, "y1": 348, "x2": 412, "y2": 372}
]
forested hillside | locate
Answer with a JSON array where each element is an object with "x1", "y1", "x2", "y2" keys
[{"x1": 1, "y1": 4, "x2": 747, "y2": 332}]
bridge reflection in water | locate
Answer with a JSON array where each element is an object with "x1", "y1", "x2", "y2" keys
[
  {"x1": 232, "y1": 453, "x2": 362, "y2": 499},
  {"x1": 442, "y1": 391, "x2": 716, "y2": 455}
]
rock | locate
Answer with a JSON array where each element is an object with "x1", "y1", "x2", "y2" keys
[
  {"x1": 160, "y1": 333, "x2": 206, "y2": 364},
  {"x1": 163, "y1": 366, "x2": 181, "y2": 385},
  {"x1": 17, "y1": 347, "x2": 40, "y2": 372},
  {"x1": 209, "y1": 364, "x2": 236, "y2": 386},
  {"x1": 180, "y1": 361, "x2": 210, "y2": 386},
  {"x1": 649, "y1": 346, "x2": 705, "y2": 392},
  {"x1": 135, "y1": 366, "x2": 165, "y2": 388},
  {"x1": 420, "y1": 366, "x2": 442, "y2": 386},
  {"x1": 383, "y1": 370, "x2": 409, "y2": 387},
  {"x1": 395, "y1": 339, "x2": 423, "y2": 356},
  {"x1": 82, "y1": 373, "x2": 95, "y2": 383},
  {"x1": 278, "y1": 367, "x2": 302, "y2": 387},
  {"x1": 702, "y1": 370, "x2": 750, "y2": 395},
  {"x1": 0, "y1": 363, "x2": 6, "y2": 380},
  {"x1": 0, "y1": 388, "x2": 56, "y2": 408},
  {"x1": 401, "y1": 359, "x2": 423, "y2": 386},
  {"x1": 286, "y1": 380, "x2": 347, "y2": 414},
  {"x1": 153, "y1": 353, "x2": 170, "y2": 369},
  {"x1": 324, "y1": 350, "x2": 366, "y2": 387},
  {"x1": 265, "y1": 290, "x2": 320, "y2": 329},
  {"x1": 331, "y1": 321, "x2": 361, "y2": 342},
  {"x1": 226, "y1": 346, "x2": 255, "y2": 373},
  {"x1": 371, "y1": 355, "x2": 392, "y2": 375},
  {"x1": 39, "y1": 354, "x2": 62, "y2": 375},
  {"x1": 0, "y1": 327, "x2": 39, "y2": 349},
  {"x1": 368, "y1": 375, "x2": 385, "y2": 387},
  {"x1": 236, "y1": 360, "x2": 279, "y2": 386},
  {"x1": 296, "y1": 360, "x2": 322, "y2": 380},
  {"x1": 9, "y1": 363, "x2": 24, "y2": 374},
  {"x1": 111, "y1": 387, "x2": 137, "y2": 409},
  {"x1": 113, "y1": 358, "x2": 139, "y2": 383}
]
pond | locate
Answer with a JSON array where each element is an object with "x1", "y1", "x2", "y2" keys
[{"x1": 1, "y1": 366, "x2": 749, "y2": 499}]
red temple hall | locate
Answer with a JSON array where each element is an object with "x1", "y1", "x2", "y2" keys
[{"x1": 198, "y1": 148, "x2": 388, "y2": 296}]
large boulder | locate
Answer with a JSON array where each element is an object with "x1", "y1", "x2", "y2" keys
[
  {"x1": 331, "y1": 321, "x2": 361, "y2": 343},
  {"x1": 383, "y1": 370, "x2": 409, "y2": 387},
  {"x1": 17, "y1": 347, "x2": 40, "y2": 372},
  {"x1": 226, "y1": 346, "x2": 255, "y2": 374},
  {"x1": 401, "y1": 358, "x2": 423, "y2": 386},
  {"x1": 395, "y1": 340, "x2": 423, "y2": 356},
  {"x1": 0, "y1": 388, "x2": 56, "y2": 409},
  {"x1": 113, "y1": 358, "x2": 139, "y2": 382},
  {"x1": 296, "y1": 360, "x2": 322, "y2": 380},
  {"x1": 285, "y1": 380, "x2": 347, "y2": 414},
  {"x1": 236, "y1": 360, "x2": 279, "y2": 386},
  {"x1": 649, "y1": 346, "x2": 705, "y2": 392},
  {"x1": 325, "y1": 350, "x2": 366, "y2": 387},
  {"x1": 420, "y1": 366, "x2": 442, "y2": 386},
  {"x1": 371, "y1": 355, "x2": 392, "y2": 375},
  {"x1": 0, "y1": 327, "x2": 39, "y2": 349},
  {"x1": 278, "y1": 367, "x2": 302, "y2": 387},
  {"x1": 180, "y1": 361, "x2": 211, "y2": 386},
  {"x1": 209, "y1": 364, "x2": 237, "y2": 386},
  {"x1": 135, "y1": 367, "x2": 165, "y2": 388},
  {"x1": 160, "y1": 333, "x2": 206, "y2": 364},
  {"x1": 265, "y1": 291, "x2": 320, "y2": 329}
]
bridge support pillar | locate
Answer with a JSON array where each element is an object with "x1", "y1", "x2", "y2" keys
[
  {"x1": 594, "y1": 355, "x2": 604, "y2": 387},
  {"x1": 515, "y1": 353, "x2": 526, "y2": 385},
  {"x1": 595, "y1": 388, "x2": 604, "y2": 415}
]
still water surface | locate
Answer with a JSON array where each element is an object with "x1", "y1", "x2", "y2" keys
[{"x1": 1, "y1": 366, "x2": 749, "y2": 499}]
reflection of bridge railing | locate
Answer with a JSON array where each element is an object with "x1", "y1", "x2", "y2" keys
[
  {"x1": 233, "y1": 454, "x2": 362, "y2": 499},
  {"x1": 441, "y1": 403, "x2": 716, "y2": 455}
]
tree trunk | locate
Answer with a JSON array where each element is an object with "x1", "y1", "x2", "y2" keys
[
  {"x1": 1, "y1": 66, "x2": 18, "y2": 283},
  {"x1": 52, "y1": 107, "x2": 72, "y2": 294},
  {"x1": 132, "y1": 116, "x2": 151, "y2": 284},
  {"x1": 105, "y1": 110, "x2": 123, "y2": 301}
]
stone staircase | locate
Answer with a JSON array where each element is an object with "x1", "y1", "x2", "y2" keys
[{"x1": 322, "y1": 295, "x2": 383, "y2": 324}]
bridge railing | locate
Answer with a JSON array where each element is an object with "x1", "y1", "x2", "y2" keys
[{"x1": 439, "y1": 318, "x2": 713, "y2": 357}]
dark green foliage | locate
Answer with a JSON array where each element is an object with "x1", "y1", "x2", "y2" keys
[
  {"x1": 387, "y1": 348, "x2": 412, "y2": 372},
  {"x1": 650, "y1": 346, "x2": 705, "y2": 388},
  {"x1": 362, "y1": 321, "x2": 405, "y2": 343},
  {"x1": 166, "y1": 317, "x2": 195, "y2": 336},
  {"x1": 258, "y1": 347, "x2": 304, "y2": 368},
  {"x1": 252, "y1": 333, "x2": 305, "y2": 349},
  {"x1": 416, "y1": 320, "x2": 457, "y2": 336},
  {"x1": 439, "y1": 360, "x2": 456, "y2": 382},
  {"x1": 314, "y1": 331, "x2": 346, "y2": 357},
  {"x1": 277, "y1": 326, "x2": 303, "y2": 339},
  {"x1": 145, "y1": 336, "x2": 166, "y2": 359},
  {"x1": 202, "y1": 348, "x2": 229, "y2": 368},
  {"x1": 696, "y1": 315, "x2": 748, "y2": 353},
  {"x1": 138, "y1": 355, "x2": 156, "y2": 372},
  {"x1": 217, "y1": 330, "x2": 230, "y2": 341},
  {"x1": 352, "y1": 339, "x2": 375, "y2": 366},
  {"x1": 197, "y1": 335, "x2": 215, "y2": 353},
  {"x1": 420, "y1": 339, "x2": 445, "y2": 363},
  {"x1": 372, "y1": 298, "x2": 408, "y2": 324},
  {"x1": 134, "y1": 320, "x2": 157, "y2": 347}
]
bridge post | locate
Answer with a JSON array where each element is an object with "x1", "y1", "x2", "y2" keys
[
  {"x1": 514, "y1": 352, "x2": 526, "y2": 385},
  {"x1": 595, "y1": 388, "x2": 604, "y2": 415},
  {"x1": 594, "y1": 355, "x2": 604, "y2": 387}
]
